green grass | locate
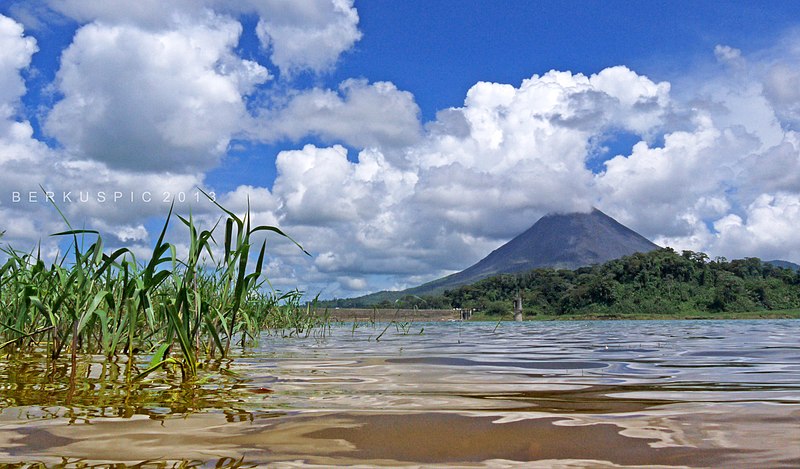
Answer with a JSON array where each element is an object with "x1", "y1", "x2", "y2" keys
[{"x1": 0, "y1": 192, "x2": 326, "y2": 383}]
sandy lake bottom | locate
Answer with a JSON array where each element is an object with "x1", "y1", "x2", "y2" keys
[{"x1": 1, "y1": 320, "x2": 798, "y2": 467}]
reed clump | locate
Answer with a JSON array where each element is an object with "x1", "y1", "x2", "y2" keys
[{"x1": 0, "y1": 194, "x2": 322, "y2": 381}]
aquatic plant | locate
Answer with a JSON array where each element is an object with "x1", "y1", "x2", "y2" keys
[{"x1": 0, "y1": 192, "x2": 320, "y2": 382}]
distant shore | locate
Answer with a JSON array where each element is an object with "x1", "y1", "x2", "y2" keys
[
  {"x1": 320, "y1": 308, "x2": 800, "y2": 322},
  {"x1": 321, "y1": 308, "x2": 460, "y2": 322}
]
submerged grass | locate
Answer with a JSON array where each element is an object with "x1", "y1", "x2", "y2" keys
[{"x1": 0, "y1": 192, "x2": 325, "y2": 383}]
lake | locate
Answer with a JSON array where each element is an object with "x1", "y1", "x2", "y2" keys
[{"x1": 1, "y1": 319, "x2": 799, "y2": 467}]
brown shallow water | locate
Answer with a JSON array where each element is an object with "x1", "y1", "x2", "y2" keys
[{"x1": 1, "y1": 319, "x2": 799, "y2": 467}]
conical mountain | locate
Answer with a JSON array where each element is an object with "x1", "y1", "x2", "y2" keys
[
  {"x1": 403, "y1": 208, "x2": 659, "y2": 296},
  {"x1": 349, "y1": 208, "x2": 659, "y2": 304}
]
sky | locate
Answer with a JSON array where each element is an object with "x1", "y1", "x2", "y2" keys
[{"x1": 2, "y1": 1, "x2": 800, "y2": 299}]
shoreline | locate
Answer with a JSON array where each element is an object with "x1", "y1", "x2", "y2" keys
[{"x1": 320, "y1": 308, "x2": 800, "y2": 322}]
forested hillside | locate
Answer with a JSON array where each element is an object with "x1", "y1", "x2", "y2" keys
[{"x1": 440, "y1": 248, "x2": 800, "y2": 316}]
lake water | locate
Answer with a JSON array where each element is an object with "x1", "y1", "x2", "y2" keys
[{"x1": 1, "y1": 319, "x2": 799, "y2": 467}]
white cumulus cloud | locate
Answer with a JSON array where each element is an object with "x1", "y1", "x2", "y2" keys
[
  {"x1": 712, "y1": 193, "x2": 800, "y2": 261},
  {"x1": 227, "y1": 66, "x2": 680, "y2": 294},
  {"x1": 44, "y1": 18, "x2": 269, "y2": 172},
  {"x1": 39, "y1": 0, "x2": 362, "y2": 76},
  {"x1": 0, "y1": 14, "x2": 37, "y2": 119},
  {"x1": 253, "y1": 0, "x2": 361, "y2": 75},
  {"x1": 260, "y1": 79, "x2": 422, "y2": 148}
]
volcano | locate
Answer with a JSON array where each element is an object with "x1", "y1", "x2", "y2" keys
[
  {"x1": 400, "y1": 208, "x2": 659, "y2": 298},
  {"x1": 350, "y1": 208, "x2": 659, "y2": 304}
]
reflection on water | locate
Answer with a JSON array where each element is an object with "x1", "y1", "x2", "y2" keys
[{"x1": 1, "y1": 320, "x2": 799, "y2": 467}]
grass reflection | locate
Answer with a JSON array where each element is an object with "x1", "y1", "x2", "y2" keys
[{"x1": 0, "y1": 351, "x2": 260, "y2": 421}]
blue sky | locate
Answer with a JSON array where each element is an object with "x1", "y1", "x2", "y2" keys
[
  {"x1": 337, "y1": 1, "x2": 797, "y2": 114},
  {"x1": 2, "y1": 1, "x2": 800, "y2": 299}
]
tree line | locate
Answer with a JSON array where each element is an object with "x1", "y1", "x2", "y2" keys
[{"x1": 442, "y1": 248, "x2": 800, "y2": 316}]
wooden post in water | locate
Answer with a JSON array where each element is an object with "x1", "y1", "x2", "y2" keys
[{"x1": 513, "y1": 290, "x2": 523, "y2": 322}]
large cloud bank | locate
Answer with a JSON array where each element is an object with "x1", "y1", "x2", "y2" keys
[{"x1": 2, "y1": 3, "x2": 800, "y2": 298}]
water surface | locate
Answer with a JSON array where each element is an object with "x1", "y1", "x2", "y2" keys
[{"x1": 1, "y1": 320, "x2": 798, "y2": 467}]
